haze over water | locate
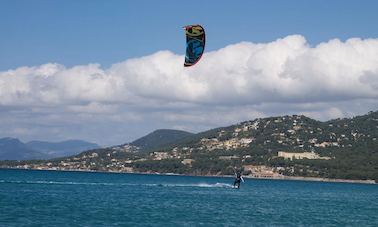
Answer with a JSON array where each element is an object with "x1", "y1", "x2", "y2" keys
[{"x1": 0, "y1": 169, "x2": 377, "y2": 226}]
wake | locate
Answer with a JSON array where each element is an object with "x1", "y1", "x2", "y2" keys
[
  {"x1": 157, "y1": 182, "x2": 234, "y2": 188},
  {"x1": 0, "y1": 180, "x2": 234, "y2": 188}
]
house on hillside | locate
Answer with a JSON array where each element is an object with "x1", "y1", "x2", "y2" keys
[{"x1": 277, "y1": 151, "x2": 331, "y2": 160}]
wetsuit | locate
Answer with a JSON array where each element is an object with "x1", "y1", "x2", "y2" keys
[{"x1": 234, "y1": 172, "x2": 242, "y2": 189}]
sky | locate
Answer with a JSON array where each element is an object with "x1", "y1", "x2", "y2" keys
[{"x1": 1, "y1": 0, "x2": 378, "y2": 146}]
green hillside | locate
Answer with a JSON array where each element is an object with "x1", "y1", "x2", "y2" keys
[
  {"x1": 131, "y1": 129, "x2": 193, "y2": 151},
  {"x1": 2, "y1": 111, "x2": 377, "y2": 181}
]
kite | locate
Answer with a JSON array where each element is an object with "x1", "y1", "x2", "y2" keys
[{"x1": 184, "y1": 24, "x2": 205, "y2": 67}]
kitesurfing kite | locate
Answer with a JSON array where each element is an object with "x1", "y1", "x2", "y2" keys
[{"x1": 184, "y1": 24, "x2": 205, "y2": 67}]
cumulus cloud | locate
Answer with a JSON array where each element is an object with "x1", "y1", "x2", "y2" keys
[
  {"x1": 1, "y1": 35, "x2": 378, "y2": 144},
  {"x1": 1, "y1": 35, "x2": 378, "y2": 107}
]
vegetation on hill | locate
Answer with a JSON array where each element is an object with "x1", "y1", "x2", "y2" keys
[{"x1": 130, "y1": 129, "x2": 193, "y2": 151}]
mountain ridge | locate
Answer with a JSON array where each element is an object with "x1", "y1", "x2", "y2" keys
[
  {"x1": 0, "y1": 137, "x2": 45, "y2": 160},
  {"x1": 0, "y1": 139, "x2": 100, "y2": 160}
]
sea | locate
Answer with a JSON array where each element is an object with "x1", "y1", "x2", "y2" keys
[{"x1": 0, "y1": 169, "x2": 377, "y2": 226}]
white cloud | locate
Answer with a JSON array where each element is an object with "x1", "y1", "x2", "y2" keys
[
  {"x1": 1, "y1": 35, "x2": 378, "y2": 107},
  {"x1": 1, "y1": 35, "x2": 377, "y2": 144}
]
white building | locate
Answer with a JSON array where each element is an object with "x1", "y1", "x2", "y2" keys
[{"x1": 278, "y1": 151, "x2": 331, "y2": 160}]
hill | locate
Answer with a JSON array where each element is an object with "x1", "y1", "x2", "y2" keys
[
  {"x1": 130, "y1": 129, "x2": 193, "y2": 151},
  {"x1": 2, "y1": 111, "x2": 377, "y2": 181}
]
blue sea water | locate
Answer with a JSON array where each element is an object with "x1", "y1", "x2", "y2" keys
[{"x1": 0, "y1": 169, "x2": 377, "y2": 226}]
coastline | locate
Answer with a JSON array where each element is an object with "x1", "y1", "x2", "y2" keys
[{"x1": 1, "y1": 167, "x2": 376, "y2": 185}]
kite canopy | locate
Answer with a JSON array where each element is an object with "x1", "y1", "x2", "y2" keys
[{"x1": 184, "y1": 24, "x2": 205, "y2": 67}]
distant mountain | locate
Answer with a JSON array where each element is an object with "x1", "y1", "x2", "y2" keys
[
  {"x1": 131, "y1": 129, "x2": 193, "y2": 151},
  {"x1": 26, "y1": 140, "x2": 100, "y2": 158},
  {"x1": 0, "y1": 137, "x2": 46, "y2": 160},
  {"x1": 0, "y1": 138, "x2": 100, "y2": 160}
]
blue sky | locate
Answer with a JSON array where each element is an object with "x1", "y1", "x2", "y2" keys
[
  {"x1": 1, "y1": 0, "x2": 378, "y2": 70},
  {"x1": 1, "y1": 1, "x2": 378, "y2": 145}
]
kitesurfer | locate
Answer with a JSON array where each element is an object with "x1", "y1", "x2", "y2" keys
[{"x1": 233, "y1": 170, "x2": 242, "y2": 189}]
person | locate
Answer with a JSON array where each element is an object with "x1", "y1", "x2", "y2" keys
[{"x1": 233, "y1": 170, "x2": 242, "y2": 189}]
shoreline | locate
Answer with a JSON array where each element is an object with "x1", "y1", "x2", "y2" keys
[{"x1": 1, "y1": 167, "x2": 376, "y2": 185}]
